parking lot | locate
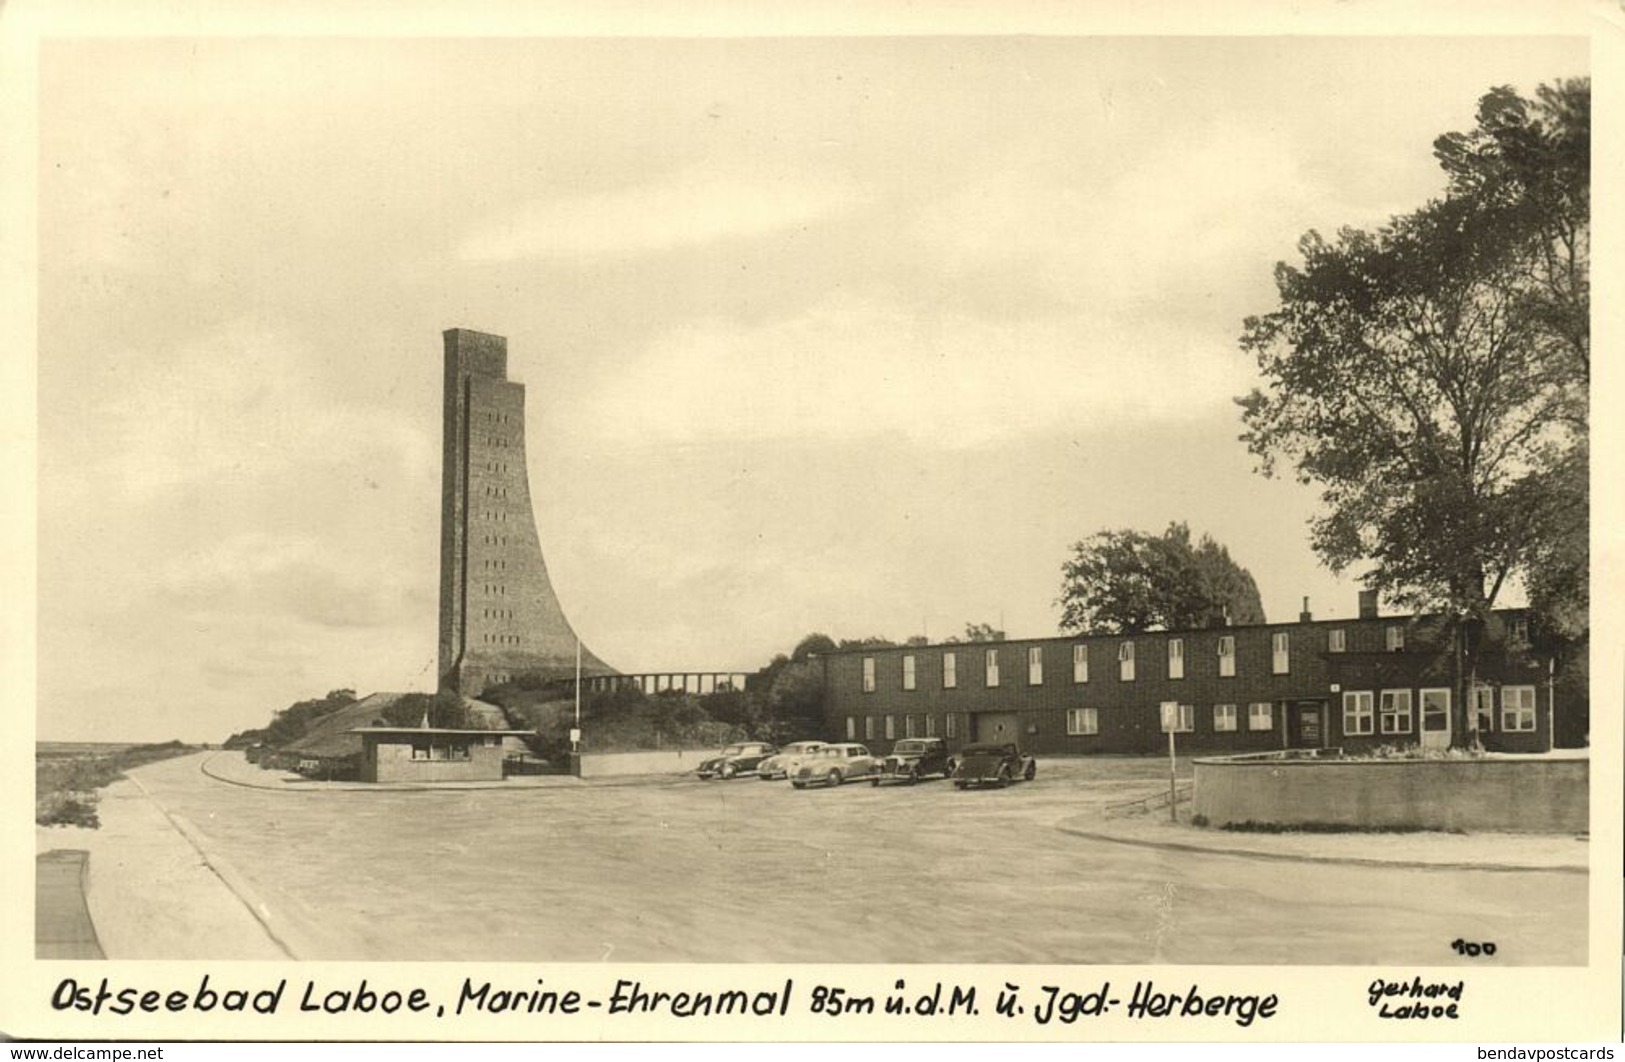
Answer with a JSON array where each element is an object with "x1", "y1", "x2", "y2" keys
[{"x1": 87, "y1": 752, "x2": 1587, "y2": 964}]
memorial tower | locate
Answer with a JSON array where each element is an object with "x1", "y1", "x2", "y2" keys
[{"x1": 437, "y1": 328, "x2": 614, "y2": 694}]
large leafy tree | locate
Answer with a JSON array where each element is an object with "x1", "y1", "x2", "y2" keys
[
  {"x1": 1238, "y1": 80, "x2": 1588, "y2": 738},
  {"x1": 1239, "y1": 80, "x2": 1586, "y2": 624},
  {"x1": 1057, "y1": 522, "x2": 1265, "y2": 634}
]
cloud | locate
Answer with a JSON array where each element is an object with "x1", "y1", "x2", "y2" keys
[
  {"x1": 67, "y1": 323, "x2": 435, "y2": 505},
  {"x1": 159, "y1": 531, "x2": 431, "y2": 631},
  {"x1": 564, "y1": 292, "x2": 1249, "y2": 448},
  {"x1": 457, "y1": 163, "x2": 865, "y2": 261},
  {"x1": 909, "y1": 121, "x2": 1332, "y2": 313}
]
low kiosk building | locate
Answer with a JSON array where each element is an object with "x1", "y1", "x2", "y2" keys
[{"x1": 352, "y1": 726, "x2": 534, "y2": 783}]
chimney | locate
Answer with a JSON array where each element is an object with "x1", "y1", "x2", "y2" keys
[
  {"x1": 1358, "y1": 590, "x2": 1380, "y2": 619},
  {"x1": 1299, "y1": 596, "x2": 1313, "y2": 623}
]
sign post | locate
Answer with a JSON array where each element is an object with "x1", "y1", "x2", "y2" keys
[{"x1": 1160, "y1": 701, "x2": 1179, "y2": 822}]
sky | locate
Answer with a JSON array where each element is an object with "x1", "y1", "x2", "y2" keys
[{"x1": 32, "y1": 34, "x2": 1590, "y2": 742}]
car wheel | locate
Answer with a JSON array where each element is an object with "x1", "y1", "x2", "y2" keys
[
  {"x1": 792, "y1": 780, "x2": 805, "y2": 789},
  {"x1": 954, "y1": 780, "x2": 967, "y2": 790},
  {"x1": 1024, "y1": 762, "x2": 1036, "y2": 782},
  {"x1": 944, "y1": 760, "x2": 956, "y2": 778},
  {"x1": 870, "y1": 777, "x2": 881, "y2": 787},
  {"x1": 720, "y1": 762, "x2": 736, "y2": 779},
  {"x1": 998, "y1": 768, "x2": 1011, "y2": 788},
  {"x1": 828, "y1": 769, "x2": 843, "y2": 787},
  {"x1": 906, "y1": 768, "x2": 918, "y2": 786}
]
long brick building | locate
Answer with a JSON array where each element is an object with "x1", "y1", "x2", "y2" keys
[{"x1": 818, "y1": 591, "x2": 1570, "y2": 756}]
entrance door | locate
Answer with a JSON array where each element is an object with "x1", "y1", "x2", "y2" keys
[
  {"x1": 1420, "y1": 688, "x2": 1452, "y2": 750},
  {"x1": 974, "y1": 712, "x2": 1020, "y2": 744},
  {"x1": 1288, "y1": 701, "x2": 1324, "y2": 749}
]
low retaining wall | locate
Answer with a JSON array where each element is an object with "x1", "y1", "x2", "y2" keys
[
  {"x1": 576, "y1": 749, "x2": 706, "y2": 779},
  {"x1": 1192, "y1": 755, "x2": 1588, "y2": 834}
]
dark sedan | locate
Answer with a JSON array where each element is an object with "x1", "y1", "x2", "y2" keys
[
  {"x1": 696, "y1": 742, "x2": 777, "y2": 780},
  {"x1": 872, "y1": 737, "x2": 955, "y2": 786},
  {"x1": 951, "y1": 742, "x2": 1036, "y2": 789}
]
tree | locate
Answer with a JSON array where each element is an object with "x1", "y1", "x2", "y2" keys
[
  {"x1": 380, "y1": 690, "x2": 469, "y2": 729},
  {"x1": 1238, "y1": 80, "x2": 1588, "y2": 741},
  {"x1": 1057, "y1": 522, "x2": 1265, "y2": 634},
  {"x1": 961, "y1": 622, "x2": 1005, "y2": 643}
]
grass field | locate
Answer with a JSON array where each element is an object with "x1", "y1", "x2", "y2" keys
[{"x1": 35, "y1": 740, "x2": 202, "y2": 827}]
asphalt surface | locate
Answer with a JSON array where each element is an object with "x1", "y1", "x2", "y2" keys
[{"x1": 50, "y1": 752, "x2": 1590, "y2": 965}]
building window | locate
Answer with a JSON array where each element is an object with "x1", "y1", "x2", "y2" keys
[
  {"x1": 862, "y1": 657, "x2": 876, "y2": 693},
  {"x1": 1342, "y1": 691, "x2": 1375, "y2": 736},
  {"x1": 845, "y1": 717, "x2": 857, "y2": 740},
  {"x1": 1168, "y1": 638, "x2": 1185, "y2": 680},
  {"x1": 1420, "y1": 688, "x2": 1452, "y2": 738},
  {"x1": 1507, "y1": 616, "x2": 1530, "y2": 646},
  {"x1": 1218, "y1": 635, "x2": 1235, "y2": 677},
  {"x1": 925, "y1": 714, "x2": 937, "y2": 738},
  {"x1": 885, "y1": 715, "x2": 896, "y2": 740},
  {"x1": 411, "y1": 742, "x2": 431, "y2": 761},
  {"x1": 1213, "y1": 703, "x2": 1238, "y2": 732},
  {"x1": 1271, "y1": 632, "x2": 1290, "y2": 674},
  {"x1": 1328, "y1": 629, "x2": 1346, "y2": 653},
  {"x1": 1072, "y1": 644, "x2": 1088, "y2": 683},
  {"x1": 985, "y1": 649, "x2": 1000, "y2": 688},
  {"x1": 942, "y1": 652, "x2": 957, "y2": 689},
  {"x1": 1379, "y1": 689, "x2": 1414, "y2": 735},
  {"x1": 1160, "y1": 703, "x2": 1195, "y2": 733},
  {"x1": 902, "y1": 655, "x2": 917, "y2": 691},
  {"x1": 864, "y1": 716, "x2": 876, "y2": 741},
  {"x1": 1066, "y1": 708, "x2": 1099, "y2": 736},
  {"x1": 1028, "y1": 646, "x2": 1043, "y2": 686},
  {"x1": 1119, "y1": 641, "x2": 1135, "y2": 682},
  {"x1": 1386, "y1": 625, "x2": 1405, "y2": 652},
  {"x1": 905, "y1": 714, "x2": 919, "y2": 738},
  {"x1": 1501, "y1": 686, "x2": 1537, "y2": 732},
  {"x1": 1248, "y1": 702, "x2": 1273, "y2": 731},
  {"x1": 1474, "y1": 686, "x2": 1496, "y2": 734},
  {"x1": 945, "y1": 713, "x2": 957, "y2": 738}
]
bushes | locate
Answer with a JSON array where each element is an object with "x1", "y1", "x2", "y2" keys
[{"x1": 35, "y1": 741, "x2": 198, "y2": 829}]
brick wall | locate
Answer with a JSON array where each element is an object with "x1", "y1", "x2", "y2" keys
[{"x1": 820, "y1": 611, "x2": 1556, "y2": 756}]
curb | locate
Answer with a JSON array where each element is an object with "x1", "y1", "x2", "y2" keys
[
  {"x1": 126, "y1": 772, "x2": 304, "y2": 958},
  {"x1": 1053, "y1": 821, "x2": 1588, "y2": 875}
]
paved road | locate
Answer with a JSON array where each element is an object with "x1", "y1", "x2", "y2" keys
[{"x1": 108, "y1": 753, "x2": 1586, "y2": 965}]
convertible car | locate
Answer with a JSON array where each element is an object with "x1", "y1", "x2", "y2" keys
[
  {"x1": 696, "y1": 741, "x2": 777, "y2": 780},
  {"x1": 755, "y1": 740, "x2": 827, "y2": 780},
  {"x1": 872, "y1": 737, "x2": 955, "y2": 786},
  {"x1": 791, "y1": 743, "x2": 881, "y2": 788},
  {"x1": 951, "y1": 743, "x2": 1036, "y2": 788}
]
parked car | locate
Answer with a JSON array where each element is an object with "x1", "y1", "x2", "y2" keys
[
  {"x1": 755, "y1": 740, "x2": 828, "y2": 780},
  {"x1": 872, "y1": 737, "x2": 954, "y2": 786},
  {"x1": 791, "y1": 743, "x2": 882, "y2": 788},
  {"x1": 952, "y1": 743, "x2": 1036, "y2": 789},
  {"x1": 696, "y1": 742, "x2": 778, "y2": 780}
]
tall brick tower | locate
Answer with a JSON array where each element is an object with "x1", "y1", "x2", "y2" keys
[{"x1": 437, "y1": 328, "x2": 614, "y2": 695}]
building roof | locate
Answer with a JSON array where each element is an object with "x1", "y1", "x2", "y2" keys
[{"x1": 809, "y1": 607, "x2": 1528, "y2": 657}]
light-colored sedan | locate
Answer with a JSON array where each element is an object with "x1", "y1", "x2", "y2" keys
[
  {"x1": 755, "y1": 740, "x2": 827, "y2": 781},
  {"x1": 791, "y1": 743, "x2": 882, "y2": 788}
]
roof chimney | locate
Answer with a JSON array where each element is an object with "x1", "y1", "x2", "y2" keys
[
  {"x1": 1299, "y1": 596, "x2": 1313, "y2": 623},
  {"x1": 1358, "y1": 589, "x2": 1380, "y2": 619}
]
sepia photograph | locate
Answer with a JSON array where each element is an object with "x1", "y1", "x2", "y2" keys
[{"x1": 6, "y1": 3, "x2": 1617, "y2": 1044}]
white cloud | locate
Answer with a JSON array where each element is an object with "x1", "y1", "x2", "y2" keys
[
  {"x1": 565, "y1": 292, "x2": 1249, "y2": 448},
  {"x1": 80, "y1": 323, "x2": 434, "y2": 504},
  {"x1": 457, "y1": 162, "x2": 865, "y2": 261},
  {"x1": 910, "y1": 121, "x2": 1330, "y2": 311}
]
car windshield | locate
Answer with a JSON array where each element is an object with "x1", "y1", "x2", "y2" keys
[
  {"x1": 893, "y1": 741, "x2": 931, "y2": 754},
  {"x1": 721, "y1": 745, "x2": 747, "y2": 755},
  {"x1": 786, "y1": 742, "x2": 820, "y2": 754},
  {"x1": 961, "y1": 744, "x2": 1005, "y2": 756}
]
